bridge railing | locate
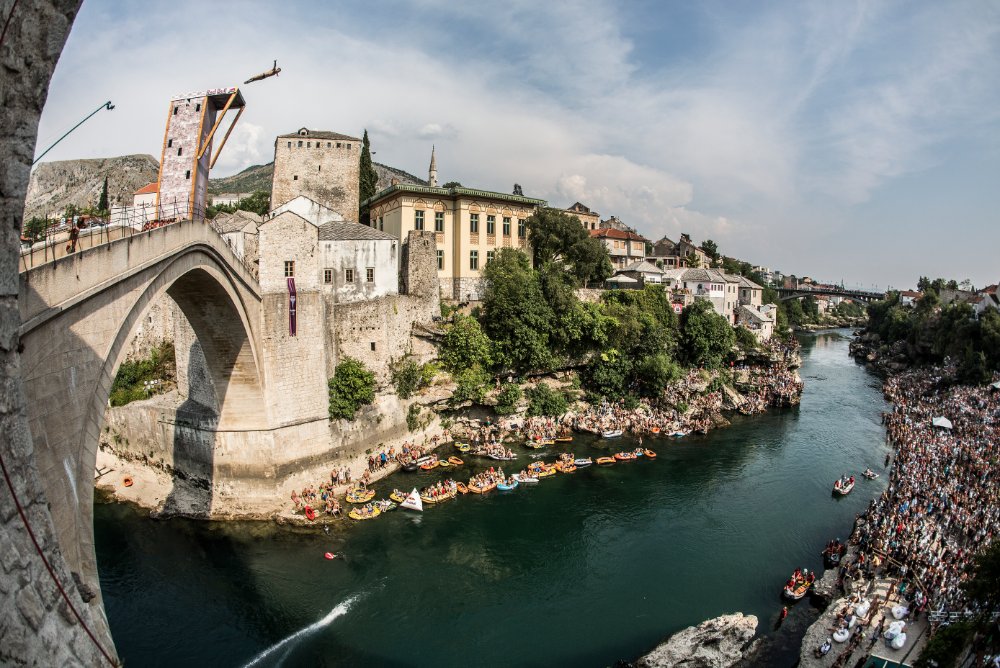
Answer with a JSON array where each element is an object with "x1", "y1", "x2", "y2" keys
[{"x1": 19, "y1": 202, "x2": 259, "y2": 280}]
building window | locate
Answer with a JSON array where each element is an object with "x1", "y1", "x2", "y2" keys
[
  {"x1": 487, "y1": 250, "x2": 495, "y2": 264},
  {"x1": 502, "y1": 216, "x2": 511, "y2": 236},
  {"x1": 366, "y1": 267, "x2": 374, "y2": 283},
  {"x1": 287, "y1": 141, "x2": 291, "y2": 148},
  {"x1": 318, "y1": 165, "x2": 321, "y2": 172},
  {"x1": 378, "y1": 216, "x2": 384, "y2": 230},
  {"x1": 486, "y1": 215, "x2": 495, "y2": 235},
  {"x1": 293, "y1": 175, "x2": 298, "y2": 181},
  {"x1": 436, "y1": 250, "x2": 443, "y2": 270},
  {"x1": 327, "y1": 142, "x2": 332, "y2": 147},
  {"x1": 185, "y1": 170, "x2": 191, "y2": 180},
  {"x1": 470, "y1": 213, "x2": 479, "y2": 233},
  {"x1": 518, "y1": 218, "x2": 525, "y2": 237},
  {"x1": 307, "y1": 142, "x2": 311, "y2": 148},
  {"x1": 298, "y1": 141, "x2": 303, "y2": 148},
  {"x1": 435, "y1": 211, "x2": 444, "y2": 232},
  {"x1": 177, "y1": 147, "x2": 182, "y2": 156},
  {"x1": 345, "y1": 269, "x2": 355, "y2": 283},
  {"x1": 173, "y1": 107, "x2": 178, "y2": 115},
  {"x1": 167, "y1": 139, "x2": 173, "y2": 148},
  {"x1": 195, "y1": 103, "x2": 201, "y2": 112},
  {"x1": 346, "y1": 143, "x2": 351, "y2": 149},
  {"x1": 414, "y1": 210, "x2": 425, "y2": 230},
  {"x1": 336, "y1": 142, "x2": 341, "y2": 148},
  {"x1": 324, "y1": 268, "x2": 333, "y2": 284},
  {"x1": 284, "y1": 261, "x2": 295, "y2": 277},
  {"x1": 370, "y1": 342, "x2": 376, "y2": 351},
  {"x1": 470, "y1": 250, "x2": 479, "y2": 270}
]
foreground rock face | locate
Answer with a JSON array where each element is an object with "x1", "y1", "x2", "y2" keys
[{"x1": 638, "y1": 613, "x2": 758, "y2": 668}]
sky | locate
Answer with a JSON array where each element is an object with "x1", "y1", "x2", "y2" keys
[{"x1": 35, "y1": 0, "x2": 1000, "y2": 290}]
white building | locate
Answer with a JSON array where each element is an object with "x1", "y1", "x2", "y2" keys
[
  {"x1": 618, "y1": 259, "x2": 667, "y2": 284},
  {"x1": 212, "y1": 210, "x2": 261, "y2": 260},
  {"x1": 318, "y1": 221, "x2": 398, "y2": 304},
  {"x1": 737, "y1": 304, "x2": 776, "y2": 341},
  {"x1": 269, "y1": 195, "x2": 346, "y2": 227},
  {"x1": 662, "y1": 268, "x2": 740, "y2": 324}
]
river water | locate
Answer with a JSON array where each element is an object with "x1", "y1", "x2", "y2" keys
[{"x1": 94, "y1": 330, "x2": 889, "y2": 667}]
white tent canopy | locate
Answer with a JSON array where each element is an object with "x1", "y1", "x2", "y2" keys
[{"x1": 931, "y1": 416, "x2": 953, "y2": 430}]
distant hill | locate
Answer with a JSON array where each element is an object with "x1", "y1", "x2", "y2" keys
[
  {"x1": 207, "y1": 161, "x2": 427, "y2": 196},
  {"x1": 24, "y1": 154, "x2": 159, "y2": 220}
]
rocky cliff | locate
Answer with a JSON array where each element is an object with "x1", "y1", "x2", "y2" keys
[
  {"x1": 23, "y1": 154, "x2": 159, "y2": 220},
  {"x1": 638, "y1": 613, "x2": 758, "y2": 668},
  {"x1": 207, "y1": 160, "x2": 427, "y2": 196}
]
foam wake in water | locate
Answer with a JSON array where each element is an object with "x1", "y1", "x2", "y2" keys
[{"x1": 243, "y1": 595, "x2": 359, "y2": 667}]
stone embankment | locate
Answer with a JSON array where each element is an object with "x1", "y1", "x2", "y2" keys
[
  {"x1": 637, "y1": 613, "x2": 759, "y2": 668},
  {"x1": 795, "y1": 316, "x2": 866, "y2": 332},
  {"x1": 849, "y1": 329, "x2": 916, "y2": 375}
]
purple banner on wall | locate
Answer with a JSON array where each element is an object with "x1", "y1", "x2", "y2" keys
[{"x1": 287, "y1": 277, "x2": 297, "y2": 336}]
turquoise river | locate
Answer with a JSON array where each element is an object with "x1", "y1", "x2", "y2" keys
[{"x1": 95, "y1": 330, "x2": 889, "y2": 667}]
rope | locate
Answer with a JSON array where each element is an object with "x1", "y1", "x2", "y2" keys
[{"x1": 0, "y1": 447, "x2": 118, "y2": 666}]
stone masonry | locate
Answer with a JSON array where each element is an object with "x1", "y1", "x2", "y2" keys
[
  {"x1": 1, "y1": 0, "x2": 118, "y2": 664},
  {"x1": 271, "y1": 128, "x2": 361, "y2": 220}
]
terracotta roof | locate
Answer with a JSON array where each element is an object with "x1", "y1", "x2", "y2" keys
[
  {"x1": 134, "y1": 183, "x2": 158, "y2": 195},
  {"x1": 589, "y1": 228, "x2": 649, "y2": 243},
  {"x1": 899, "y1": 290, "x2": 922, "y2": 298}
]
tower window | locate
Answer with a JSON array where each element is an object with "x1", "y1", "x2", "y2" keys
[
  {"x1": 167, "y1": 139, "x2": 173, "y2": 148},
  {"x1": 346, "y1": 144, "x2": 351, "y2": 149},
  {"x1": 414, "y1": 210, "x2": 424, "y2": 231},
  {"x1": 336, "y1": 142, "x2": 341, "y2": 148},
  {"x1": 318, "y1": 165, "x2": 321, "y2": 172},
  {"x1": 177, "y1": 147, "x2": 182, "y2": 156},
  {"x1": 195, "y1": 103, "x2": 201, "y2": 112},
  {"x1": 284, "y1": 261, "x2": 295, "y2": 277},
  {"x1": 327, "y1": 142, "x2": 332, "y2": 147},
  {"x1": 185, "y1": 170, "x2": 191, "y2": 179},
  {"x1": 287, "y1": 141, "x2": 291, "y2": 148},
  {"x1": 370, "y1": 342, "x2": 376, "y2": 351},
  {"x1": 173, "y1": 107, "x2": 178, "y2": 115},
  {"x1": 293, "y1": 175, "x2": 298, "y2": 181},
  {"x1": 435, "y1": 211, "x2": 444, "y2": 232},
  {"x1": 324, "y1": 268, "x2": 333, "y2": 284},
  {"x1": 307, "y1": 142, "x2": 311, "y2": 148}
]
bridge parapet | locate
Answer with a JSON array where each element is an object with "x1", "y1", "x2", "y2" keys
[{"x1": 19, "y1": 219, "x2": 259, "y2": 335}]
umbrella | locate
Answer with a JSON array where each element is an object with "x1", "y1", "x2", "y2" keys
[
  {"x1": 990, "y1": 381, "x2": 1000, "y2": 390},
  {"x1": 931, "y1": 417, "x2": 953, "y2": 430}
]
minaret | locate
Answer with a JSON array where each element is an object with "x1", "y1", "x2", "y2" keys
[{"x1": 428, "y1": 145, "x2": 438, "y2": 187}]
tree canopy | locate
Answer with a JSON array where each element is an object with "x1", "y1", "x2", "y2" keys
[
  {"x1": 359, "y1": 130, "x2": 378, "y2": 218},
  {"x1": 525, "y1": 207, "x2": 612, "y2": 285},
  {"x1": 328, "y1": 357, "x2": 375, "y2": 420},
  {"x1": 679, "y1": 299, "x2": 736, "y2": 368}
]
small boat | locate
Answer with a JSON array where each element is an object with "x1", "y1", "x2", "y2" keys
[
  {"x1": 400, "y1": 488, "x2": 423, "y2": 512},
  {"x1": 467, "y1": 480, "x2": 498, "y2": 494},
  {"x1": 524, "y1": 440, "x2": 546, "y2": 449},
  {"x1": 833, "y1": 476, "x2": 855, "y2": 496},
  {"x1": 823, "y1": 545, "x2": 846, "y2": 569},
  {"x1": 651, "y1": 427, "x2": 661, "y2": 435},
  {"x1": 402, "y1": 462, "x2": 418, "y2": 472},
  {"x1": 556, "y1": 462, "x2": 577, "y2": 473},
  {"x1": 421, "y1": 488, "x2": 457, "y2": 504},
  {"x1": 596, "y1": 456, "x2": 616, "y2": 465},
  {"x1": 349, "y1": 506, "x2": 382, "y2": 521},
  {"x1": 389, "y1": 490, "x2": 408, "y2": 503},
  {"x1": 455, "y1": 443, "x2": 471, "y2": 453},
  {"x1": 420, "y1": 460, "x2": 440, "y2": 471},
  {"x1": 437, "y1": 459, "x2": 452, "y2": 468},
  {"x1": 416, "y1": 455, "x2": 436, "y2": 465},
  {"x1": 574, "y1": 458, "x2": 593, "y2": 467},
  {"x1": 535, "y1": 467, "x2": 556, "y2": 478},
  {"x1": 670, "y1": 430, "x2": 689, "y2": 437},
  {"x1": 304, "y1": 506, "x2": 316, "y2": 521},
  {"x1": 643, "y1": 449, "x2": 656, "y2": 459},
  {"x1": 555, "y1": 436, "x2": 573, "y2": 443},
  {"x1": 375, "y1": 499, "x2": 397, "y2": 512},
  {"x1": 541, "y1": 438, "x2": 556, "y2": 446},
  {"x1": 614, "y1": 451, "x2": 637, "y2": 462},
  {"x1": 456, "y1": 482, "x2": 469, "y2": 494},
  {"x1": 783, "y1": 575, "x2": 813, "y2": 600},
  {"x1": 497, "y1": 479, "x2": 519, "y2": 491},
  {"x1": 512, "y1": 473, "x2": 538, "y2": 484},
  {"x1": 346, "y1": 488, "x2": 375, "y2": 504},
  {"x1": 448, "y1": 456, "x2": 464, "y2": 466},
  {"x1": 602, "y1": 429, "x2": 624, "y2": 438},
  {"x1": 489, "y1": 453, "x2": 517, "y2": 461}
]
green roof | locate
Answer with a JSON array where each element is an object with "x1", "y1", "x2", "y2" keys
[{"x1": 362, "y1": 183, "x2": 546, "y2": 208}]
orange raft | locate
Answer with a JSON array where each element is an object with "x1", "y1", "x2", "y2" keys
[
  {"x1": 448, "y1": 456, "x2": 464, "y2": 466},
  {"x1": 596, "y1": 456, "x2": 616, "y2": 465},
  {"x1": 644, "y1": 449, "x2": 657, "y2": 459},
  {"x1": 122, "y1": 476, "x2": 134, "y2": 488}
]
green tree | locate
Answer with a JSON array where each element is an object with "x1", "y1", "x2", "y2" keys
[
  {"x1": 480, "y1": 249, "x2": 554, "y2": 372},
  {"x1": 98, "y1": 176, "x2": 109, "y2": 214},
  {"x1": 441, "y1": 181, "x2": 463, "y2": 188},
  {"x1": 914, "y1": 622, "x2": 972, "y2": 668},
  {"x1": 583, "y1": 348, "x2": 633, "y2": 400},
  {"x1": 525, "y1": 207, "x2": 613, "y2": 285},
  {"x1": 440, "y1": 314, "x2": 493, "y2": 373},
  {"x1": 358, "y1": 130, "x2": 378, "y2": 220},
  {"x1": 22, "y1": 216, "x2": 49, "y2": 243},
  {"x1": 635, "y1": 352, "x2": 682, "y2": 397},
  {"x1": 451, "y1": 365, "x2": 490, "y2": 405},
  {"x1": 701, "y1": 239, "x2": 719, "y2": 261},
  {"x1": 679, "y1": 300, "x2": 736, "y2": 368},
  {"x1": 685, "y1": 252, "x2": 701, "y2": 268},
  {"x1": 494, "y1": 383, "x2": 523, "y2": 415},
  {"x1": 391, "y1": 357, "x2": 422, "y2": 399},
  {"x1": 525, "y1": 384, "x2": 568, "y2": 417},
  {"x1": 328, "y1": 357, "x2": 375, "y2": 420}
]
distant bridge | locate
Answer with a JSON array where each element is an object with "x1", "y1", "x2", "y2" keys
[{"x1": 775, "y1": 286, "x2": 885, "y2": 303}]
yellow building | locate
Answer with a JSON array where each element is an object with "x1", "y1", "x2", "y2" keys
[{"x1": 364, "y1": 181, "x2": 545, "y2": 301}]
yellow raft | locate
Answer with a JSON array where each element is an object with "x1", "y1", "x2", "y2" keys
[{"x1": 349, "y1": 506, "x2": 381, "y2": 521}]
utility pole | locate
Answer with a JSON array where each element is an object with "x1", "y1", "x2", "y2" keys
[{"x1": 32, "y1": 101, "x2": 115, "y2": 166}]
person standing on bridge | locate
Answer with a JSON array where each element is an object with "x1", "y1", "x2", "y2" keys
[{"x1": 66, "y1": 221, "x2": 79, "y2": 254}]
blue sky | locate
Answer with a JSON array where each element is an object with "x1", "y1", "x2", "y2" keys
[{"x1": 36, "y1": 0, "x2": 1000, "y2": 289}]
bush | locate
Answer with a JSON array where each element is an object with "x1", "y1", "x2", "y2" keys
[
  {"x1": 494, "y1": 383, "x2": 523, "y2": 415},
  {"x1": 451, "y1": 366, "x2": 490, "y2": 405},
  {"x1": 406, "y1": 403, "x2": 422, "y2": 431},
  {"x1": 734, "y1": 326, "x2": 758, "y2": 350},
  {"x1": 420, "y1": 362, "x2": 439, "y2": 387},
  {"x1": 525, "y1": 384, "x2": 568, "y2": 417},
  {"x1": 109, "y1": 341, "x2": 175, "y2": 407},
  {"x1": 328, "y1": 357, "x2": 375, "y2": 420},
  {"x1": 583, "y1": 349, "x2": 632, "y2": 401},
  {"x1": 392, "y1": 358, "x2": 422, "y2": 399},
  {"x1": 635, "y1": 353, "x2": 682, "y2": 397},
  {"x1": 914, "y1": 621, "x2": 972, "y2": 668},
  {"x1": 440, "y1": 314, "x2": 493, "y2": 373}
]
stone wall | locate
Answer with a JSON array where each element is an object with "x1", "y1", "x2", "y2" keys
[
  {"x1": 0, "y1": 0, "x2": 118, "y2": 664},
  {"x1": 271, "y1": 132, "x2": 360, "y2": 220},
  {"x1": 123, "y1": 296, "x2": 177, "y2": 362}
]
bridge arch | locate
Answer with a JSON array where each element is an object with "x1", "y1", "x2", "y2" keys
[{"x1": 17, "y1": 237, "x2": 266, "y2": 637}]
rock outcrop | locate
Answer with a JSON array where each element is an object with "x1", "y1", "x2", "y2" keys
[
  {"x1": 638, "y1": 613, "x2": 758, "y2": 668},
  {"x1": 24, "y1": 153, "x2": 159, "y2": 219}
]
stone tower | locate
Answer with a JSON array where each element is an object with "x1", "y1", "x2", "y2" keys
[
  {"x1": 271, "y1": 128, "x2": 361, "y2": 221},
  {"x1": 157, "y1": 87, "x2": 245, "y2": 221},
  {"x1": 428, "y1": 145, "x2": 438, "y2": 188},
  {"x1": 401, "y1": 230, "x2": 440, "y2": 298}
]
